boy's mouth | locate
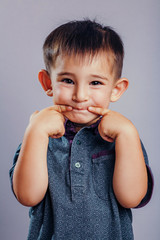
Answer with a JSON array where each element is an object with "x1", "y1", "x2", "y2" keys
[
  {"x1": 70, "y1": 106, "x2": 98, "y2": 113},
  {"x1": 72, "y1": 107, "x2": 88, "y2": 112},
  {"x1": 64, "y1": 105, "x2": 98, "y2": 114}
]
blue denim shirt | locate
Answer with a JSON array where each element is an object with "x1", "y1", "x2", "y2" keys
[{"x1": 10, "y1": 120, "x2": 153, "y2": 240}]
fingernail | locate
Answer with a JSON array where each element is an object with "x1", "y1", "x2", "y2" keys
[{"x1": 67, "y1": 106, "x2": 72, "y2": 110}]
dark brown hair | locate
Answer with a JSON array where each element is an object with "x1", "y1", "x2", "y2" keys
[{"x1": 43, "y1": 19, "x2": 124, "y2": 80}]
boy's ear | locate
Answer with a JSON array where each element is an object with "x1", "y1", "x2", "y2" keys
[
  {"x1": 38, "y1": 70, "x2": 53, "y2": 97},
  {"x1": 110, "y1": 78, "x2": 129, "y2": 102}
]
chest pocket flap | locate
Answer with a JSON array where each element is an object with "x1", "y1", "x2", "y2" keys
[{"x1": 92, "y1": 150, "x2": 115, "y2": 200}]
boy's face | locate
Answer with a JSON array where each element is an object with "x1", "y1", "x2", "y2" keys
[{"x1": 42, "y1": 53, "x2": 127, "y2": 126}]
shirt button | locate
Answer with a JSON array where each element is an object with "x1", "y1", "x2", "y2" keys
[
  {"x1": 76, "y1": 140, "x2": 81, "y2": 145},
  {"x1": 75, "y1": 162, "x2": 81, "y2": 168}
]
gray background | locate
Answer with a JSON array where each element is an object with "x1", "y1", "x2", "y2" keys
[{"x1": 0, "y1": 0, "x2": 159, "y2": 239}]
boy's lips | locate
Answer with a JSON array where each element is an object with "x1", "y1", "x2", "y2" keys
[
  {"x1": 69, "y1": 105, "x2": 98, "y2": 112},
  {"x1": 71, "y1": 106, "x2": 98, "y2": 115},
  {"x1": 72, "y1": 107, "x2": 88, "y2": 112}
]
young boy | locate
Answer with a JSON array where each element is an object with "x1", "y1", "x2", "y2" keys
[{"x1": 10, "y1": 20, "x2": 153, "y2": 240}]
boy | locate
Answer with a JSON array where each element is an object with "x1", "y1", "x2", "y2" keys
[{"x1": 10, "y1": 20, "x2": 153, "y2": 239}]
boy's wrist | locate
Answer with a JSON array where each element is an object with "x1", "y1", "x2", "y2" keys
[
  {"x1": 26, "y1": 123, "x2": 49, "y2": 142},
  {"x1": 116, "y1": 122, "x2": 139, "y2": 143}
]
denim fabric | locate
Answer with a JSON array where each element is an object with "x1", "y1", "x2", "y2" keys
[{"x1": 9, "y1": 120, "x2": 153, "y2": 240}]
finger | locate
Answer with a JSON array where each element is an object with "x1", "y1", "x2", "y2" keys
[
  {"x1": 49, "y1": 105, "x2": 72, "y2": 113},
  {"x1": 50, "y1": 132, "x2": 64, "y2": 139},
  {"x1": 88, "y1": 106, "x2": 110, "y2": 116},
  {"x1": 100, "y1": 134, "x2": 114, "y2": 143}
]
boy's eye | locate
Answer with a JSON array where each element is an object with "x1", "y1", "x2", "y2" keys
[
  {"x1": 61, "y1": 78, "x2": 74, "y2": 84},
  {"x1": 90, "y1": 81, "x2": 102, "y2": 85}
]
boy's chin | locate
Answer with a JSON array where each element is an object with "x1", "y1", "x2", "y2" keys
[{"x1": 64, "y1": 112, "x2": 99, "y2": 126}]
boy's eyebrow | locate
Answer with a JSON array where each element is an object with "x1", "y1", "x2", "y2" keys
[
  {"x1": 57, "y1": 72, "x2": 74, "y2": 77},
  {"x1": 90, "y1": 74, "x2": 109, "y2": 81},
  {"x1": 57, "y1": 72, "x2": 109, "y2": 81}
]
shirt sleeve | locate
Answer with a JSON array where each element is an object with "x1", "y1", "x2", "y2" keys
[
  {"x1": 135, "y1": 141, "x2": 154, "y2": 208},
  {"x1": 9, "y1": 144, "x2": 21, "y2": 197}
]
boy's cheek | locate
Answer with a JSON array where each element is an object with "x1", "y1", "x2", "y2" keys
[
  {"x1": 52, "y1": 86, "x2": 68, "y2": 103},
  {"x1": 52, "y1": 95, "x2": 67, "y2": 106},
  {"x1": 92, "y1": 94, "x2": 111, "y2": 110}
]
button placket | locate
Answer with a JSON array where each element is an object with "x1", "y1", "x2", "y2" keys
[{"x1": 70, "y1": 136, "x2": 85, "y2": 200}]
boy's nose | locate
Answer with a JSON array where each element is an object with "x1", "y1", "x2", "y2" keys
[{"x1": 72, "y1": 85, "x2": 89, "y2": 102}]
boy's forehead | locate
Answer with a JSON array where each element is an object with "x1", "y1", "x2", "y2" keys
[{"x1": 53, "y1": 51, "x2": 115, "y2": 70}]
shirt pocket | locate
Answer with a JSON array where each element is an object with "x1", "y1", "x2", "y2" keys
[{"x1": 92, "y1": 150, "x2": 115, "y2": 200}]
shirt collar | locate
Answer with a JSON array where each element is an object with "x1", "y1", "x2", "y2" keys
[{"x1": 64, "y1": 118, "x2": 101, "y2": 140}]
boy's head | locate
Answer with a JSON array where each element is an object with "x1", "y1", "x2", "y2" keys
[
  {"x1": 39, "y1": 19, "x2": 128, "y2": 126},
  {"x1": 43, "y1": 19, "x2": 124, "y2": 81}
]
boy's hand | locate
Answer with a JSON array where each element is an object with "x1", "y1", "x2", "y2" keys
[
  {"x1": 88, "y1": 106, "x2": 148, "y2": 208},
  {"x1": 88, "y1": 107, "x2": 134, "y2": 142},
  {"x1": 28, "y1": 105, "x2": 72, "y2": 138}
]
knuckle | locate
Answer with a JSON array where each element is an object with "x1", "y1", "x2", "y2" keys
[
  {"x1": 53, "y1": 105, "x2": 63, "y2": 113},
  {"x1": 57, "y1": 105, "x2": 62, "y2": 112},
  {"x1": 29, "y1": 111, "x2": 39, "y2": 121}
]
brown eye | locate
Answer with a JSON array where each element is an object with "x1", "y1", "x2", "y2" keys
[
  {"x1": 90, "y1": 81, "x2": 102, "y2": 85},
  {"x1": 61, "y1": 78, "x2": 74, "y2": 84}
]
